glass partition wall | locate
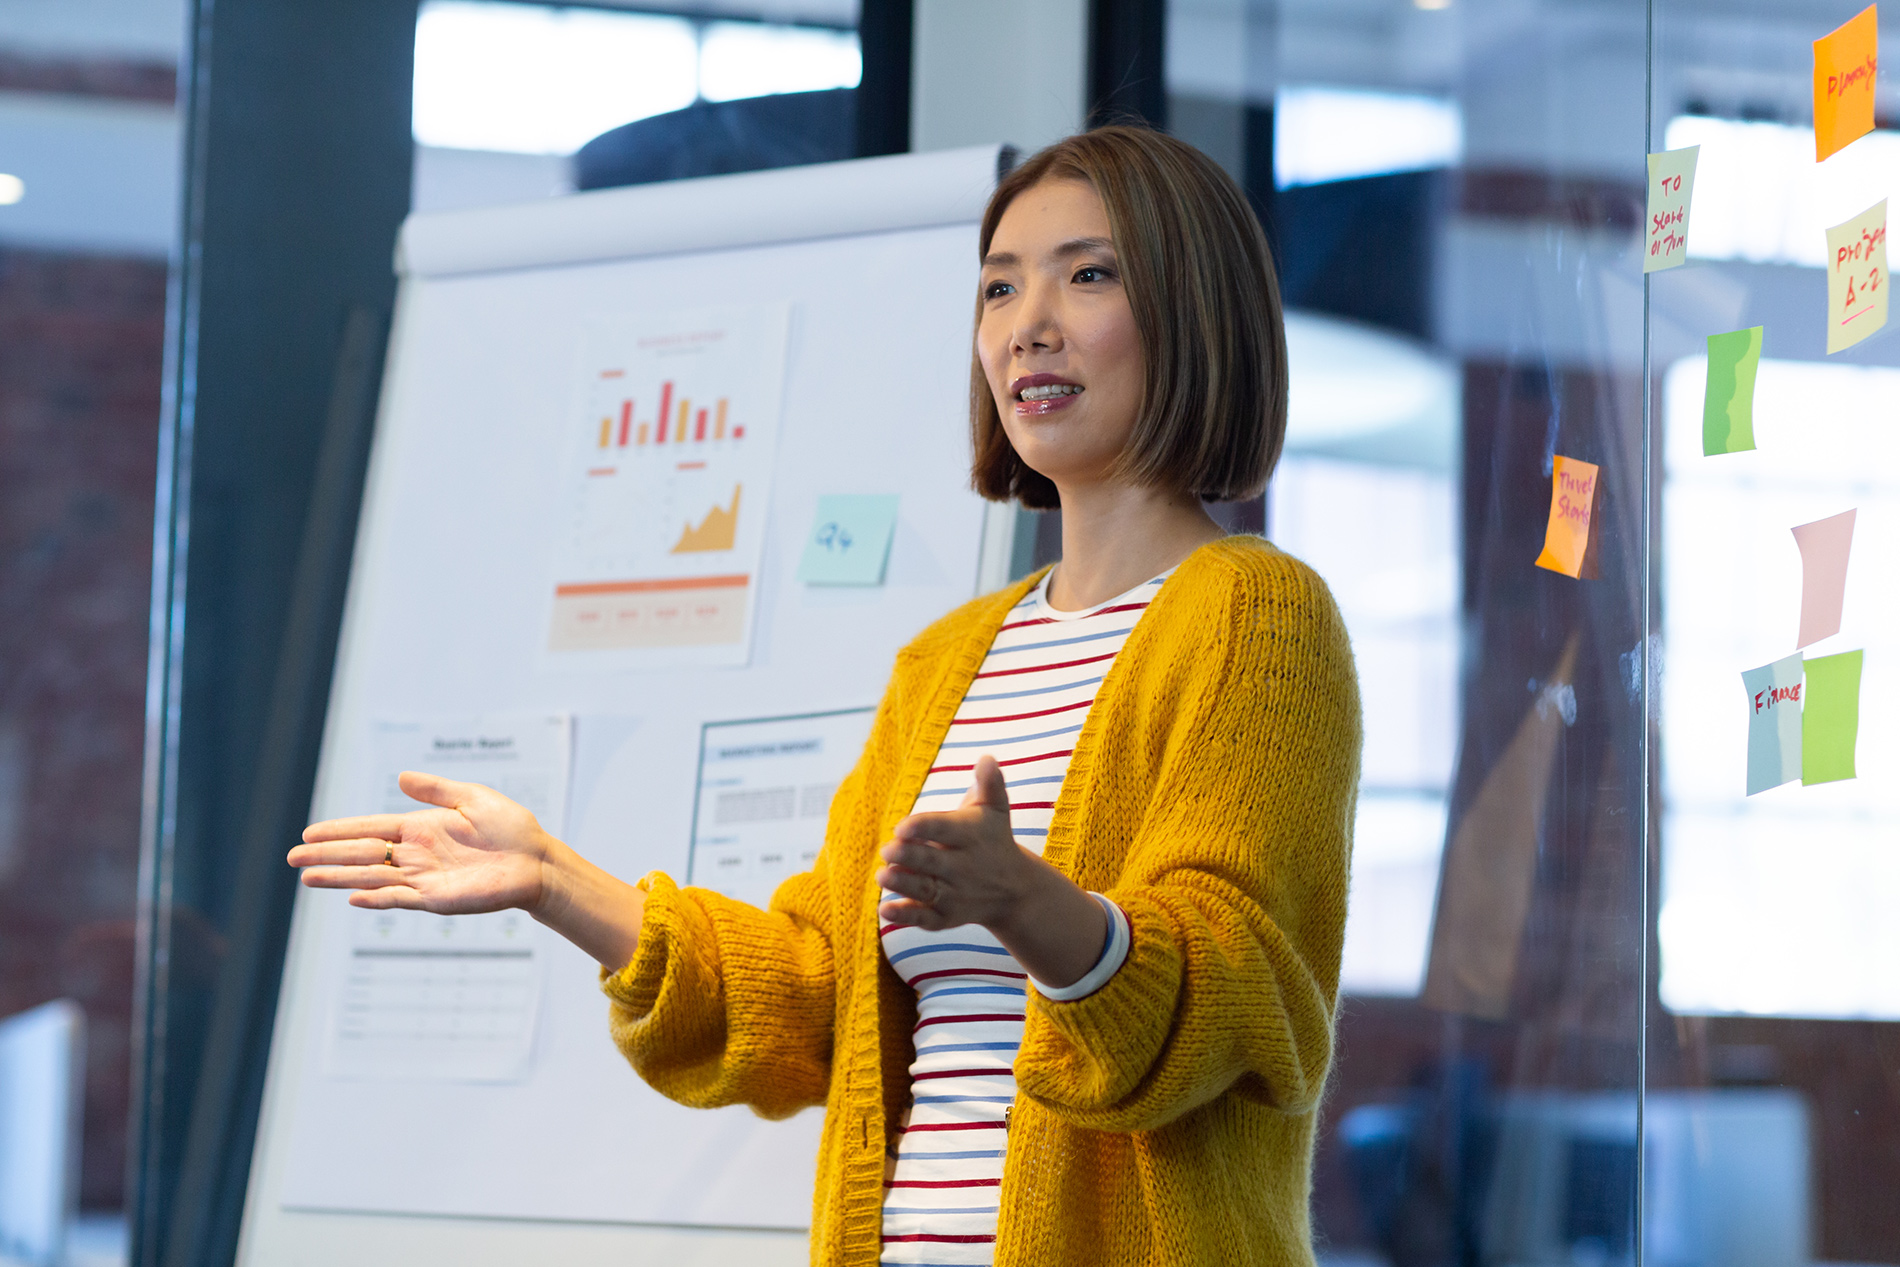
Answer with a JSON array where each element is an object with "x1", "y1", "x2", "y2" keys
[
  {"x1": 1168, "y1": 1, "x2": 1654, "y2": 1262},
  {"x1": 1168, "y1": 0, "x2": 1900, "y2": 1262},
  {"x1": 1648, "y1": 3, "x2": 1900, "y2": 1265}
]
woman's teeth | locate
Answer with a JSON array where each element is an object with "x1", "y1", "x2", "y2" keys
[{"x1": 1020, "y1": 384, "x2": 1082, "y2": 401}]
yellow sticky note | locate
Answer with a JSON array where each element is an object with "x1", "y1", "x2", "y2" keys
[
  {"x1": 1825, "y1": 199, "x2": 1888, "y2": 353},
  {"x1": 1645, "y1": 146, "x2": 1698, "y2": 272},
  {"x1": 1534, "y1": 455, "x2": 1600, "y2": 579},
  {"x1": 1814, "y1": 5, "x2": 1879, "y2": 162}
]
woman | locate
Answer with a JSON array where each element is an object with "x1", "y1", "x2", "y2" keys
[{"x1": 291, "y1": 125, "x2": 1361, "y2": 1266}]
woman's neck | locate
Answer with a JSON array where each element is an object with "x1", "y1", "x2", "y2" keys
[{"x1": 1045, "y1": 481, "x2": 1227, "y2": 610}]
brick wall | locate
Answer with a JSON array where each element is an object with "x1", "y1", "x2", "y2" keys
[{"x1": 0, "y1": 245, "x2": 165, "y2": 1209}]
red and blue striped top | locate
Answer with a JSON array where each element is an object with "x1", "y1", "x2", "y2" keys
[{"x1": 876, "y1": 568, "x2": 1166, "y2": 1265}]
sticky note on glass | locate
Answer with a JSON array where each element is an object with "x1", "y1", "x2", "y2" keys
[
  {"x1": 1702, "y1": 327, "x2": 1762, "y2": 455},
  {"x1": 797, "y1": 494, "x2": 899, "y2": 585},
  {"x1": 1534, "y1": 455, "x2": 1600, "y2": 579},
  {"x1": 1814, "y1": 4, "x2": 1879, "y2": 162},
  {"x1": 1825, "y1": 199, "x2": 1888, "y2": 353},
  {"x1": 1802, "y1": 648, "x2": 1863, "y2": 784},
  {"x1": 1792, "y1": 508, "x2": 1855, "y2": 648},
  {"x1": 1645, "y1": 146, "x2": 1698, "y2": 272},
  {"x1": 1741, "y1": 653, "x2": 1805, "y2": 795}
]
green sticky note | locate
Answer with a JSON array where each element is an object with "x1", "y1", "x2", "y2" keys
[
  {"x1": 1703, "y1": 326, "x2": 1762, "y2": 455},
  {"x1": 1802, "y1": 648, "x2": 1863, "y2": 785},
  {"x1": 797, "y1": 494, "x2": 900, "y2": 585}
]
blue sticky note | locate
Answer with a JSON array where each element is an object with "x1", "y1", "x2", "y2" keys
[
  {"x1": 1741, "y1": 653, "x2": 1803, "y2": 795},
  {"x1": 797, "y1": 495, "x2": 900, "y2": 585}
]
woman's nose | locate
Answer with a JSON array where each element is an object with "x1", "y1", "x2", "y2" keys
[{"x1": 1010, "y1": 282, "x2": 1062, "y2": 354}]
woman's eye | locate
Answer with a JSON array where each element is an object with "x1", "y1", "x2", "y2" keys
[
  {"x1": 984, "y1": 280, "x2": 1014, "y2": 299},
  {"x1": 1073, "y1": 265, "x2": 1114, "y2": 284}
]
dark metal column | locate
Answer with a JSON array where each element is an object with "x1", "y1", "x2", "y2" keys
[{"x1": 129, "y1": 3, "x2": 416, "y2": 1264}]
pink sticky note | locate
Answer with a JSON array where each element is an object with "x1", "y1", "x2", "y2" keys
[{"x1": 1792, "y1": 509, "x2": 1856, "y2": 648}]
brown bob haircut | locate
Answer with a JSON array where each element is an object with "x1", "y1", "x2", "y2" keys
[{"x1": 970, "y1": 125, "x2": 1288, "y2": 510}]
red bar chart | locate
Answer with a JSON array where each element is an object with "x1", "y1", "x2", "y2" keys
[{"x1": 594, "y1": 376, "x2": 748, "y2": 450}]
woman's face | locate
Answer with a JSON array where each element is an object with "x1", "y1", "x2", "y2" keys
[{"x1": 977, "y1": 178, "x2": 1144, "y2": 493}]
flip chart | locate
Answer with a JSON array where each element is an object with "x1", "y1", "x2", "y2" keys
[
  {"x1": 1792, "y1": 508, "x2": 1856, "y2": 648},
  {"x1": 796, "y1": 493, "x2": 901, "y2": 585},
  {"x1": 1534, "y1": 455, "x2": 1600, "y2": 579},
  {"x1": 1702, "y1": 327, "x2": 1762, "y2": 455},
  {"x1": 1813, "y1": 4, "x2": 1879, "y2": 162},
  {"x1": 1645, "y1": 146, "x2": 1699, "y2": 272},
  {"x1": 1741, "y1": 654, "x2": 1804, "y2": 795},
  {"x1": 1802, "y1": 648, "x2": 1863, "y2": 784},
  {"x1": 1825, "y1": 200, "x2": 1888, "y2": 353}
]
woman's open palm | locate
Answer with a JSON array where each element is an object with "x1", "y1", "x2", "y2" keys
[{"x1": 288, "y1": 771, "x2": 552, "y2": 915}]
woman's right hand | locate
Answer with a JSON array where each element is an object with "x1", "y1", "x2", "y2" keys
[
  {"x1": 289, "y1": 771, "x2": 553, "y2": 916},
  {"x1": 288, "y1": 770, "x2": 649, "y2": 971}
]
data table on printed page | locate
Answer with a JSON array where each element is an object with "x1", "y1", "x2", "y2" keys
[
  {"x1": 688, "y1": 708, "x2": 877, "y2": 911},
  {"x1": 327, "y1": 713, "x2": 571, "y2": 1083}
]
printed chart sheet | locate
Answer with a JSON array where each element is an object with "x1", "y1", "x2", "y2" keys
[
  {"x1": 547, "y1": 303, "x2": 791, "y2": 670},
  {"x1": 327, "y1": 713, "x2": 572, "y2": 1083},
  {"x1": 688, "y1": 708, "x2": 877, "y2": 910}
]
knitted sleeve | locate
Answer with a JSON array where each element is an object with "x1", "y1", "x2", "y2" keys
[
  {"x1": 1012, "y1": 553, "x2": 1361, "y2": 1133},
  {"x1": 598, "y1": 864, "x2": 838, "y2": 1120},
  {"x1": 598, "y1": 685, "x2": 904, "y2": 1121}
]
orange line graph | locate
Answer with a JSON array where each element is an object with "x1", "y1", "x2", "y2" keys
[{"x1": 671, "y1": 485, "x2": 741, "y2": 553}]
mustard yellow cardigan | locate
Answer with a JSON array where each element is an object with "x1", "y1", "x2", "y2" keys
[{"x1": 602, "y1": 535, "x2": 1362, "y2": 1266}]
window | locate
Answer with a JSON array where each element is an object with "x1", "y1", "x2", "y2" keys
[
  {"x1": 1661, "y1": 355, "x2": 1900, "y2": 1018},
  {"x1": 413, "y1": 1, "x2": 862, "y2": 156}
]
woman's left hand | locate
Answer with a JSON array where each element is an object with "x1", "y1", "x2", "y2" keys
[
  {"x1": 876, "y1": 755, "x2": 1037, "y2": 932},
  {"x1": 877, "y1": 756, "x2": 1110, "y2": 988}
]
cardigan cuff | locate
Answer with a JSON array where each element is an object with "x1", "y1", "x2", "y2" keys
[
  {"x1": 598, "y1": 870, "x2": 674, "y2": 1015},
  {"x1": 1032, "y1": 894, "x2": 1131, "y2": 1002}
]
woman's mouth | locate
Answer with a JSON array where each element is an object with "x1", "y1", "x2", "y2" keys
[{"x1": 1011, "y1": 376, "x2": 1084, "y2": 415}]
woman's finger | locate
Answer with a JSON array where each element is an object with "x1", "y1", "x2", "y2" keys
[
  {"x1": 348, "y1": 885, "x2": 429, "y2": 910},
  {"x1": 397, "y1": 769, "x2": 481, "y2": 811},
  {"x1": 299, "y1": 863, "x2": 415, "y2": 891},
  {"x1": 287, "y1": 837, "x2": 398, "y2": 869},
  {"x1": 878, "y1": 896, "x2": 951, "y2": 931},
  {"x1": 876, "y1": 864, "x2": 943, "y2": 905},
  {"x1": 891, "y1": 812, "x2": 982, "y2": 849},
  {"x1": 879, "y1": 839, "x2": 954, "y2": 877},
  {"x1": 962, "y1": 755, "x2": 1011, "y2": 810},
  {"x1": 302, "y1": 813, "x2": 408, "y2": 844}
]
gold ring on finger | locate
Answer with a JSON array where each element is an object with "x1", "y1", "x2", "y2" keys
[{"x1": 383, "y1": 843, "x2": 397, "y2": 867}]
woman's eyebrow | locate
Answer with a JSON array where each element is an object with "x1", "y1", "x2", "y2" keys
[
  {"x1": 981, "y1": 237, "x2": 1118, "y2": 270},
  {"x1": 1051, "y1": 236, "x2": 1116, "y2": 260}
]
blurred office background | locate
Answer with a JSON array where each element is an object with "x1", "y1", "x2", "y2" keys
[{"x1": 3, "y1": 0, "x2": 1899, "y2": 1265}]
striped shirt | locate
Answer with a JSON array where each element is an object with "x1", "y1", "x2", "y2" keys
[{"x1": 877, "y1": 568, "x2": 1168, "y2": 1265}]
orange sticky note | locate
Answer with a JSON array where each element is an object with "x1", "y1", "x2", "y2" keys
[
  {"x1": 1535, "y1": 455, "x2": 1600, "y2": 579},
  {"x1": 1814, "y1": 5, "x2": 1879, "y2": 161},
  {"x1": 1826, "y1": 199, "x2": 1888, "y2": 353}
]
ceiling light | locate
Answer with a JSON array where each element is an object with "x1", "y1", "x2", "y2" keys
[{"x1": 0, "y1": 174, "x2": 23, "y2": 205}]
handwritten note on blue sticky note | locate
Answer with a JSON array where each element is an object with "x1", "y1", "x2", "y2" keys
[
  {"x1": 1741, "y1": 652, "x2": 1804, "y2": 795},
  {"x1": 797, "y1": 494, "x2": 900, "y2": 586}
]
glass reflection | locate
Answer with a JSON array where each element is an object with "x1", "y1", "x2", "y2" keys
[{"x1": 1168, "y1": 0, "x2": 1649, "y2": 1262}]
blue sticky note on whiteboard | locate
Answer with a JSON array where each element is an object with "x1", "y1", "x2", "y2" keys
[{"x1": 797, "y1": 495, "x2": 900, "y2": 585}]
